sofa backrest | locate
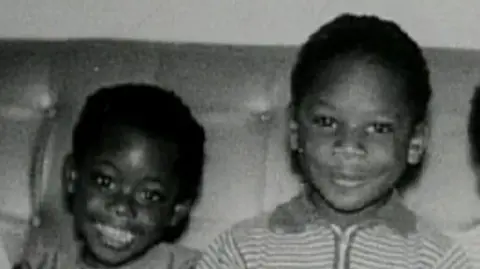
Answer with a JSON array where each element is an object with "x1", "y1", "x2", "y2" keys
[{"x1": 0, "y1": 41, "x2": 480, "y2": 261}]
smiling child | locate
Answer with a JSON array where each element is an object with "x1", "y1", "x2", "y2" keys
[
  {"x1": 16, "y1": 84, "x2": 206, "y2": 269},
  {"x1": 195, "y1": 14, "x2": 472, "y2": 269}
]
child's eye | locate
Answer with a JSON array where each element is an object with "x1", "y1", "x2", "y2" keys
[
  {"x1": 311, "y1": 115, "x2": 338, "y2": 129},
  {"x1": 366, "y1": 122, "x2": 394, "y2": 134},
  {"x1": 92, "y1": 174, "x2": 115, "y2": 190},
  {"x1": 138, "y1": 190, "x2": 167, "y2": 204}
]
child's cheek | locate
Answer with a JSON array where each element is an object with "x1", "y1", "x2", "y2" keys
[
  {"x1": 83, "y1": 190, "x2": 110, "y2": 215},
  {"x1": 136, "y1": 206, "x2": 170, "y2": 229},
  {"x1": 304, "y1": 136, "x2": 336, "y2": 162},
  {"x1": 79, "y1": 186, "x2": 112, "y2": 213},
  {"x1": 368, "y1": 137, "x2": 407, "y2": 162}
]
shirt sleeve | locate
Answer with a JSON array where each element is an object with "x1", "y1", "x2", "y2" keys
[
  {"x1": 195, "y1": 230, "x2": 246, "y2": 269},
  {"x1": 434, "y1": 244, "x2": 473, "y2": 269}
]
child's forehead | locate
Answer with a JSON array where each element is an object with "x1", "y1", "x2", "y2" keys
[
  {"x1": 98, "y1": 124, "x2": 172, "y2": 144},
  {"x1": 87, "y1": 125, "x2": 179, "y2": 162},
  {"x1": 306, "y1": 58, "x2": 407, "y2": 107},
  {"x1": 320, "y1": 54, "x2": 402, "y2": 84}
]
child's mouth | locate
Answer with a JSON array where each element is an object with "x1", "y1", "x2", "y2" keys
[
  {"x1": 333, "y1": 178, "x2": 365, "y2": 188},
  {"x1": 331, "y1": 170, "x2": 366, "y2": 188},
  {"x1": 94, "y1": 223, "x2": 136, "y2": 250}
]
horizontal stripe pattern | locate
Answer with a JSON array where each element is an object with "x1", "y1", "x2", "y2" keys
[
  {"x1": 446, "y1": 226, "x2": 480, "y2": 268},
  {"x1": 196, "y1": 214, "x2": 472, "y2": 269}
]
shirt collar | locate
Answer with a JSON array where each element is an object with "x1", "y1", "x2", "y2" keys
[{"x1": 269, "y1": 187, "x2": 417, "y2": 237}]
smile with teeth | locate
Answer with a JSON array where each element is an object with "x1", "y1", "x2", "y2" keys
[
  {"x1": 95, "y1": 223, "x2": 136, "y2": 249},
  {"x1": 331, "y1": 171, "x2": 365, "y2": 187},
  {"x1": 333, "y1": 178, "x2": 364, "y2": 187}
]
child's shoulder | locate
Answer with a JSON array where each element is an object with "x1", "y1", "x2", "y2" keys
[
  {"x1": 442, "y1": 222, "x2": 480, "y2": 267},
  {"x1": 412, "y1": 216, "x2": 465, "y2": 256},
  {"x1": 227, "y1": 195, "x2": 306, "y2": 240},
  {"x1": 168, "y1": 243, "x2": 202, "y2": 269}
]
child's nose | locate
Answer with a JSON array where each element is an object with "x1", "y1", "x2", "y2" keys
[
  {"x1": 107, "y1": 194, "x2": 137, "y2": 219},
  {"x1": 333, "y1": 128, "x2": 366, "y2": 158}
]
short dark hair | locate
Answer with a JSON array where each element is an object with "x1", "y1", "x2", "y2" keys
[
  {"x1": 72, "y1": 83, "x2": 206, "y2": 204},
  {"x1": 290, "y1": 13, "x2": 431, "y2": 124},
  {"x1": 469, "y1": 86, "x2": 480, "y2": 164}
]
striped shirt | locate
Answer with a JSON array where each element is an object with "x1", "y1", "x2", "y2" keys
[
  {"x1": 197, "y1": 191, "x2": 472, "y2": 269},
  {"x1": 445, "y1": 224, "x2": 480, "y2": 268}
]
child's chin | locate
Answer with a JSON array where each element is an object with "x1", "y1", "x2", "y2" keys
[
  {"x1": 85, "y1": 239, "x2": 140, "y2": 267},
  {"x1": 326, "y1": 195, "x2": 372, "y2": 213},
  {"x1": 88, "y1": 247, "x2": 138, "y2": 267}
]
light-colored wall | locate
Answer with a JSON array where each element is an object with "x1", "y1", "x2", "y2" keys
[{"x1": 0, "y1": 0, "x2": 479, "y2": 49}]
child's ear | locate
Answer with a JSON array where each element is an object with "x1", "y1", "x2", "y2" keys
[
  {"x1": 407, "y1": 122, "x2": 429, "y2": 165},
  {"x1": 289, "y1": 120, "x2": 300, "y2": 151},
  {"x1": 169, "y1": 201, "x2": 192, "y2": 227},
  {"x1": 62, "y1": 154, "x2": 78, "y2": 204},
  {"x1": 288, "y1": 104, "x2": 301, "y2": 152}
]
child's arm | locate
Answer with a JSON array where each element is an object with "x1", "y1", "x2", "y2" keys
[{"x1": 195, "y1": 231, "x2": 246, "y2": 269}]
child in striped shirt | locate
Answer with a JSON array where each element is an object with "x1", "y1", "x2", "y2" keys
[
  {"x1": 15, "y1": 84, "x2": 206, "y2": 269},
  {"x1": 196, "y1": 14, "x2": 472, "y2": 269},
  {"x1": 442, "y1": 85, "x2": 480, "y2": 268}
]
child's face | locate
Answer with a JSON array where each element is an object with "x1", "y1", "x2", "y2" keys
[
  {"x1": 292, "y1": 56, "x2": 425, "y2": 213},
  {"x1": 66, "y1": 125, "x2": 185, "y2": 266}
]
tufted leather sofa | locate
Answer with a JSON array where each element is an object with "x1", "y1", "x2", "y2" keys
[{"x1": 0, "y1": 40, "x2": 480, "y2": 263}]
